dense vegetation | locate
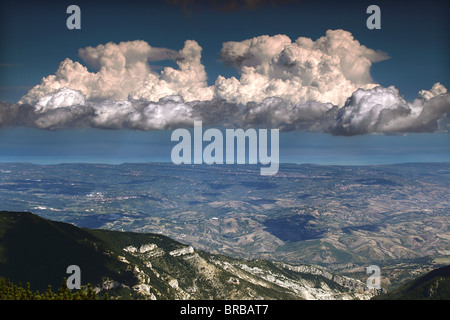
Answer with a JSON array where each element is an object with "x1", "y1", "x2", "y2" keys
[{"x1": 0, "y1": 277, "x2": 102, "y2": 300}]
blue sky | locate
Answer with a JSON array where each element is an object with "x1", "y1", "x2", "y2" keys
[
  {"x1": 1, "y1": 0, "x2": 449, "y2": 102},
  {"x1": 0, "y1": 0, "x2": 449, "y2": 165}
]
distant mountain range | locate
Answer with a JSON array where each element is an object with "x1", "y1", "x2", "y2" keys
[
  {"x1": 1, "y1": 162, "x2": 448, "y2": 282},
  {"x1": 0, "y1": 211, "x2": 377, "y2": 300}
]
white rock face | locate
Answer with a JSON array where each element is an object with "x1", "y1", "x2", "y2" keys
[
  {"x1": 97, "y1": 279, "x2": 128, "y2": 292},
  {"x1": 168, "y1": 279, "x2": 179, "y2": 289},
  {"x1": 139, "y1": 243, "x2": 158, "y2": 253},
  {"x1": 106, "y1": 241, "x2": 375, "y2": 300},
  {"x1": 124, "y1": 243, "x2": 158, "y2": 254},
  {"x1": 279, "y1": 263, "x2": 369, "y2": 293},
  {"x1": 169, "y1": 246, "x2": 194, "y2": 257},
  {"x1": 133, "y1": 284, "x2": 151, "y2": 295},
  {"x1": 118, "y1": 255, "x2": 130, "y2": 264},
  {"x1": 212, "y1": 259, "x2": 374, "y2": 300},
  {"x1": 123, "y1": 245, "x2": 137, "y2": 253}
]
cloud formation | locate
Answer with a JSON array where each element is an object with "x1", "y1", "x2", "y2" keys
[
  {"x1": 216, "y1": 30, "x2": 389, "y2": 106},
  {"x1": 2, "y1": 30, "x2": 449, "y2": 135},
  {"x1": 241, "y1": 84, "x2": 450, "y2": 135},
  {"x1": 330, "y1": 84, "x2": 450, "y2": 135},
  {"x1": 2, "y1": 83, "x2": 448, "y2": 135},
  {"x1": 20, "y1": 30, "x2": 387, "y2": 107},
  {"x1": 20, "y1": 40, "x2": 213, "y2": 105}
]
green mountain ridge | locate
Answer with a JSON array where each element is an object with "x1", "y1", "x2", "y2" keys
[
  {"x1": 0, "y1": 211, "x2": 375, "y2": 300},
  {"x1": 373, "y1": 265, "x2": 450, "y2": 300},
  {"x1": 0, "y1": 211, "x2": 138, "y2": 293}
]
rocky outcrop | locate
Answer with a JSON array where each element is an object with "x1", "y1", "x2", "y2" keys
[
  {"x1": 123, "y1": 243, "x2": 164, "y2": 258},
  {"x1": 0, "y1": 210, "x2": 381, "y2": 301},
  {"x1": 139, "y1": 244, "x2": 158, "y2": 253},
  {"x1": 95, "y1": 278, "x2": 128, "y2": 292},
  {"x1": 212, "y1": 259, "x2": 374, "y2": 300},
  {"x1": 124, "y1": 243, "x2": 158, "y2": 254},
  {"x1": 278, "y1": 263, "x2": 369, "y2": 292},
  {"x1": 169, "y1": 246, "x2": 194, "y2": 257}
]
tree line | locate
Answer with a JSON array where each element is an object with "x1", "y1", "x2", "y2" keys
[{"x1": 0, "y1": 277, "x2": 107, "y2": 300}]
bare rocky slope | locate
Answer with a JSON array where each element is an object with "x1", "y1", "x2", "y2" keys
[{"x1": 0, "y1": 211, "x2": 376, "y2": 300}]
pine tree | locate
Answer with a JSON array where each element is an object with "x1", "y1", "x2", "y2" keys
[
  {"x1": 44, "y1": 285, "x2": 55, "y2": 300},
  {"x1": 86, "y1": 283, "x2": 97, "y2": 300},
  {"x1": 24, "y1": 282, "x2": 33, "y2": 300},
  {"x1": 0, "y1": 277, "x2": 101, "y2": 300},
  {"x1": 57, "y1": 278, "x2": 73, "y2": 300}
]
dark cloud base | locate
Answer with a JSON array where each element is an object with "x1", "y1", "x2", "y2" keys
[{"x1": 1, "y1": 86, "x2": 449, "y2": 135}]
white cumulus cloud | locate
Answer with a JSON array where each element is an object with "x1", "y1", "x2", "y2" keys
[
  {"x1": 331, "y1": 84, "x2": 450, "y2": 135},
  {"x1": 19, "y1": 40, "x2": 213, "y2": 105},
  {"x1": 2, "y1": 30, "x2": 447, "y2": 135},
  {"x1": 216, "y1": 29, "x2": 389, "y2": 106}
]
